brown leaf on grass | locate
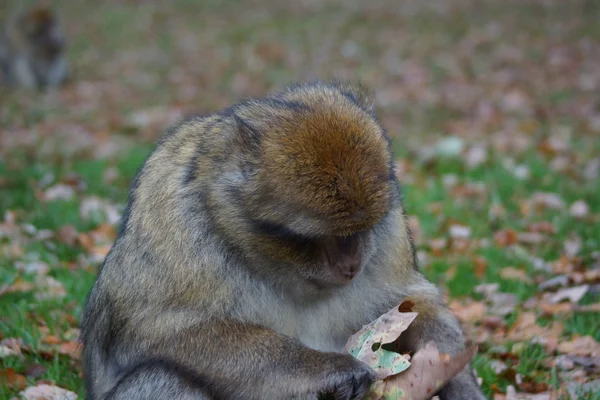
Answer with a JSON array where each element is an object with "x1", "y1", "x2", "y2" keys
[
  {"x1": 507, "y1": 312, "x2": 563, "y2": 342},
  {"x1": 428, "y1": 238, "x2": 447, "y2": 256},
  {"x1": 488, "y1": 293, "x2": 518, "y2": 317},
  {"x1": 516, "y1": 232, "x2": 545, "y2": 245},
  {"x1": 569, "y1": 200, "x2": 589, "y2": 219},
  {"x1": 531, "y1": 192, "x2": 565, "y2": 210},
  {"x1": 583, "y1": 269, "x2": 600, "y2": 283},
  {"x1": 526, "y1": 222, "x2": 556, "y2": 234},
  {"x1": 473, "y1": 256, "x2": 488, "y2": 279},
  {"x1": 42, "y1": 184, "x2": 76, "y2": 201},
  {"x1": 57, "y1": 224, "x2": 79, "y2": 246},
  {"x1": 449, "y1": 224, "x2": 471, "y2": 239},
  {"x1": 0, "y1": 337, "x2": 23, "y2": 358},
  {"x1": 0, "y1": 278, "x2": 34, "y2": 296},
  {"x1": 538, "y1": 275, "x2": 569, "y2": 291},
  {"x1": 500, "y1": 267, "x2": 533, "y2": 284},
  {"x1": 80, "y1": 196, "x2": 122, "y2": 225},
  {"x1": 0, "y1": 368, "x2": 27, "y2": 390},
  {"x1": 34, "y1": 276, "x2": 66, "y2": 301},
  {"x1": 504, "y1": 385, "x2": 553, "y2": 399},
  {"x1": 557, "y1": 336, "x2": 600, "y2": 357},
  {"x1": 19, "y1": 384, "x2": 78, "y2": 400},
  {"x1": 15, "y1": 260, "x2": 50, "y2": 275},
  {"x1": 539, "y1": 302, "x2": 574, "y2": 316},
  {"x1": 41, "y1": 335, "x2": 61, "y2": 345},
  {"x1": 494, "y1": 229, "x2": 518, "y2": 247},
  {"x1": 552, "y1": 255, "x2": 576, "y2": 274},
  {"x1": 545, "y1": 285, "x2": 589, "y2": 304},
  {"x1": 518, "y1": 381, "x2": 548, "y2": 394},
  {"x1": 450, "y1": 301, "x2": 486, "y2": 323},
  {"x1": 58, "y1": 341, "x2": 82, "y2": 359},
  {"x1": 365, "y1": 342, "x2": 479, "y2": 400}
]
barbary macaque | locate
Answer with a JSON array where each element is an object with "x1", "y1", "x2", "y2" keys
[{"x1": 81, "y1": 81, "x2": 485, "y2": 400}]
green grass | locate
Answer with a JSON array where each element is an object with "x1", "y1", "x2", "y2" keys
[{"x1": 2, "y1": 0, "x2": 600, "y2": 398}]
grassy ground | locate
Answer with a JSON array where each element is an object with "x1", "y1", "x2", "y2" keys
[{"x1": 1, "y1": 0, "x2": 600, "y2": 399}]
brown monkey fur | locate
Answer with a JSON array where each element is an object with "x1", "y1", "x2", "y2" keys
[{"x1": 81, "y1": 81, "x2": 485, "y2": 400}]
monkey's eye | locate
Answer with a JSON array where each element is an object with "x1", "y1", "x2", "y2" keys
[{"x1": 252, "y1": 220, "x2": 313, "y2": 244}]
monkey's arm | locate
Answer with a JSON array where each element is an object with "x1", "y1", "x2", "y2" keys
[
  {"x1": 399, "y1": 283, "x2": 486, "y2": 400},
  {"x1": 125, "y1": 318, "x2": 374, "y2": 400}
]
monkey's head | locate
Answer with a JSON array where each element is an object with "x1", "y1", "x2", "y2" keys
[
  {"x1": 19, "y1": 6, "x2": 64, "y2": 59},
  {"x1": 213, "y1": 83, "x2": 396, "y2": 289}
]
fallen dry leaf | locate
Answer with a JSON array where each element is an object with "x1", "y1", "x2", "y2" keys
[
  {"x1": 80, "y1": 196, "x2": 121, "y2": 225},
  {"x1": 545, "y1": 285, "x2": 589, "y2": 304},
  {"x1": 538, "y1": 275, "x2": 569, "y2": 291},
  {"x1": 0, "y1": 278, "x2": 34, "y2": 296},
  {"x1": 500, "y1": 267, "x2": 533, "y2": 284},
  {"x1": 569, "y1": 200, "x2": 589, "y2": 219},
  {"x1": 531, "y1": 192, "x2": 565, "y2": 210},
  {"x1": 42, "y1": 184, "x2": 76, "y2": 201},
  {"x1": 58, "y1": 341, "x2": 82, "y2": 359},
  {"x1": 0, "y1": 368, "x2": 27, "y2": 390},
  {"x1": 365, "y1": 342, "x2": 479, "y2": 400},
  {"x1": 449, "y1": 224, "x2": 471, "y2": 239},
  {"x1": 516, "y1": 232, "x2": 545, "y2": 245},
  {"x1": 507, "y1": 311, "x2": 563, "y2": 342},
  {"x1": 526, "y1": 222, "x2": 556, "y2": 234},
  {"x1": 488, "y1": 292, "x2": 518, "y2": 317},
  {"x1": 494, "y1": 229, "x2": 518, "y2": 247},
  {"x1": 34, "y1": 276, "x2": 66, "y2": 301},
  {"x1": 19, "y1": 384, "x2": 78, "y2": 400},
  {"x1": 472, "y1": 256, "x2": 488, "y2": 279},
  {"x1": 15, "y1": 260, "x2": 50, "y2": 275},
  {"x1": 566, "y1": 379, "x2": 600, "y2": 399},
  {"x1": 557, "y1": 336, "x2": 600, "y2": 357},
  {"x1": 57, "y1": 225, "x2": 79, "y2": 246},
  {"x1": 0, "y1": 338, "x2": 23, "y2": 358},
  {"x1": 450, "y1": 301, "x2": 486, "y2": 323}
]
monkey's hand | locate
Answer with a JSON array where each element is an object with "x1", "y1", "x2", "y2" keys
[{"x1": 315, "y1": 353, "x2": 376, "y2": 400}]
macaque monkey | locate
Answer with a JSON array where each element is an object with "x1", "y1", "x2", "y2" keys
[
  {"x1": 0, "y1": 5, "x2": 68, "y2": 89},
  {"x1": 81, "y1": 81, "x2": 485, "y2": 400}
]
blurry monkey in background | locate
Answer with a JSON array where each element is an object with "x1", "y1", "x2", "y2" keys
[{"x1": 0, "y1": 5, "x2": 69, "y2": 90}]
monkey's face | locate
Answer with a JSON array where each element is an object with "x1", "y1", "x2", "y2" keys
[
  {"x1": 234, "y1": 98, "x2": 393, "y2": 288},
  {"x1": 246, "y1": 216, "x2": 378, "y2": 288}
]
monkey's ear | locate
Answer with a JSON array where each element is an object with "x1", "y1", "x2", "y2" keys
[
  {"x1": 233, "y1": 114, "x2": 261, "y2": 179},
  {"x1": 333, "y1": 81, "x2": 375, "y2": 115},
  {"x1": 234, "y1": 114, "x2": 261, "y2": 153}
]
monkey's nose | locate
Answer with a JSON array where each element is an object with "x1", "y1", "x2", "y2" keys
[{"x1": 333, "y1": 255, "x2": 361, "y2": 282}]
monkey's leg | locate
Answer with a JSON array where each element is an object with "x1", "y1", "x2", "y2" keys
[
  {"x1": 45, "y1": 57, "x2": 68, "y2": 87},
  {"x1": 13, "y1": 57, "x2": 37, "y2": 89},
  {"x1": 400, "y1": 281, "x2": 486, "y2": 400},
  {"x1": 104, "y1": 359, "x2": 212, "y2": 400},
  {"x1": 123, "y1": 319, "x2": 374, "y2": 400}
]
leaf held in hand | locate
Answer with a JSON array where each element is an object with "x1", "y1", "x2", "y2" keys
[{"x1": 345, "y1": 305, "x2": 417, "y2": 379}]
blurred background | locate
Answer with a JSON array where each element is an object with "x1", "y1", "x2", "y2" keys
[{"x1": 1, "y1": 1, "x2": 599, "y2": 399}]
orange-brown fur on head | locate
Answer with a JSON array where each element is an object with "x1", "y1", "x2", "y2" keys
[
  {"x1": 229, "y1": 82, "x2": 394, "y2": 240},
  {"x1": 259, "y1": 100, "x2": 391, "y2": 236}
]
